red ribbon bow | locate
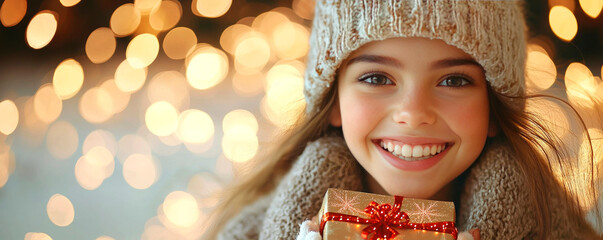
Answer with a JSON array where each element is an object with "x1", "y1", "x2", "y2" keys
[{"x1": 320, "y1": 196, "x2": 458, "y2": 240}]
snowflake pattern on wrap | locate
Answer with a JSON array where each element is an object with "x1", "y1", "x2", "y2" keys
[
  {"x1": 406, "y1": 201, "x2": 445, "y2": 223},
  {"x1": 331, "y1": 190, "x2": 367, "y2": 217}
]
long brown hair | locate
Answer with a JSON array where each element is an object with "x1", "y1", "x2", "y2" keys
[
  {"x1": 488, "y1": 85, "x2": 601, "y2": 239},
  {"x1": 203, "y1": 81, "x2": 602, "y2": 239}
]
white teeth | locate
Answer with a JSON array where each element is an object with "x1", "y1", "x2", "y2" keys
[
  {"x1": 394, "y1": 145, "x2": 401, "y2": 155},
  {"x1": 401, "y1": 144, "x2": 412, "y2": 157},
  {"x1": 423, "y1": 146, "x2": 430, "y2": 156},
  {"x1": 412, "y1": 146, "x2": 423, "y2": 157},
  {"x1": 380, "y1": 140, "x2": 447, "y2": 160}
]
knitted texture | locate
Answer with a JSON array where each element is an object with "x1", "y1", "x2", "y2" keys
[
  {"x1": 304, "y1": 0, "x2": 527, "y2": 115},
  {"x1": 216, "y1": 135, "x2": 364, "y2": 240},
  {"x1": 217, "y1": 135, "x2": 585, "y2": 239}
]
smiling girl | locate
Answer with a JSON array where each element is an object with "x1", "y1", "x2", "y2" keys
[{"x1": 205, "y1": 1, "x2": 602, "y2": 239}]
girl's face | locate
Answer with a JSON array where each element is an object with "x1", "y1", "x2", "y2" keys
[{"x1": 331, "y1": 37, "x2": 494, "y2": 199}]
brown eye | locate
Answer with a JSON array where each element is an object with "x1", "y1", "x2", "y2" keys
[
  {"x1": 438, "y1": 75, "x2": 470, "y2": 87},
  {"x1": 359, "y1": 74, "x2": 393, "y2": 85}
]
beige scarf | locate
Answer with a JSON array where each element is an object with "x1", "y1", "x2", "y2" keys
[{"x1": 216, "y1": 135, "x2": 583, "y2": 239}]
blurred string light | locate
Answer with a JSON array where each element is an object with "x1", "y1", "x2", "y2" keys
[
  {"x1": 579, "y1": 0, "x2": 603, "y2": 18},
  {"x1": 147, "y1": 71, "x2": 190, "y2": 110},
  {"x1": 149, "y1": 0, "x2": 182, "y2": 31},
  {"x1": 192, "y1": 0, "x2": 232, "y2": 18},
  {"x1": 0, "y1": 139, "x2": 16, "y2": 188},
  {"x1": 565, "y1": 62, "x2": 599, "y2": 108},
  {"x1": 126, "y1": 33, "x2": 160, "y2": 69},
  {"x1": 145, "y1": 101, "x2": 179, "y2": 136},
  {"x1": 26, "y1": 11, "x2": 58, "y2": 49},
  {"x1": 96, "y1": 236, "x2": 115, "y2": 240},
  {"x1": 525, "y1": 44, "x2": 557, "y2": 93},
  {"x1": 549, "y1": 5, "x2": 578, "y2": 42},
  {"x1": 46, "y1": 193, "x2": 75, "y2": 227},
  {"x1": 53, "y1": 59, "x2": 84, "y2": 100},
  {"x1": 110, "y1": 3, "x2": 142, "y2": 37},
  {"x1": 75, "y1": 146, "x2": 115, "y2": 190},
  {"x1": 115, "y1": 59, "x2": 148, "y2": 93},
  {"x1": 24, "y1": 232, "x2": 52, "y2": 240},
  {"x1": 79, "y1": 87, "x2": 114, "y2": 123},
  {"x1": 83, "y1": 130, "x2": 118, "y2": 156},
  {"x1": 33, "y1": 84, "x2": 62, "y2": 124},
  {"x1": 123, "y1": 153, "x2": 158, "y2": 189},
  {"x1": 135, "y1": 0, "x2": 162, "y2": 13},
  {"x1": 0, "y1": 100, "x2": 19, "y2": 135},
  {"x1": 86, "y1": 28, "x2": 117, "y2": 64},
  {"x1": 59, "y1": 0, "x2": 81, "y2": 7},
  {"x1": 0, "y1": 0, "x2": 27, "y2": 27},
  {"x1": 163, "y1": 27, "x2": 197, "y2": 60},
  {"x1": 117, "y1": 134, "x2": 152, "y2": 164},
  {"x1": 186, "y1": 45, "x2": 229, "y2": 90}
]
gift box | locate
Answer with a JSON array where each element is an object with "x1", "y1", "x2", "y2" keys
[{"x1": 318, "y1": 188, "x2": 457, "y2": 240}]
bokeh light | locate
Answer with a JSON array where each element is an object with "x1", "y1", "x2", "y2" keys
[
  {"x1": 234, "y1": 35, "x2": 271, "y2": 75},
  {"x1": 231, "y1": 72, "x2": 264, "y2": 97},
  {"x1": 223, "y1": 109, "x2": 258, "y2": 134},
  {"x1": 59, "y1": 0, "x2": 80, "y2": 7},
  {"x1": 147, "y1": 71, "x2": 190, "y2": 110},
  {"x1": 549, "y1": 6, "x2": 578, "y2": 42},
  {"x1": 96, "y1": 236, "x2": 115, "y2": 240},
  {"x1": 123, "y1": 153, "x2": 157, "y2": 189},
  {"x1": 271, "y1": 21, "x2": 309, "y2": 60},
  {"x1": 163, "y1": 27, "x2": 197, "y2": 60},
  {"x1": 565, "y1": 62, "x2": 598, "y2": 108},
  {"x1": 162, "y1": 191, "x2": 200, "y2": 227},
  {"x1": 579, "y1": 0, "x2": 603, "y2": 18},
  {"x1": 186, "y1": 45, "x2": 229, "y2": 90},
  {"x1": 0, "y1": 99, "x2": 19, "y2": 135},
  {"x1": 117, "y1": 134, "x2": 152, "y2": 164},
  {"x1": 75, "y1": 153, "x2": 109, "y2": 190},
  {"x1": 46, "y1": 121, "x2": 79, "y2": 160},
  {"x1": 192, "y1": 0, "x2": 232, "y2": 18},
  {"x1": 149, "y1": 0, "x2": 182, "y2": 31},
  {"x1": 99, "y1": 79, "x2": 131, "y2": 115},
  {"x1": 262, "y1": 62, "x2": 306, "y2": 129},
  {"x1": 24, "y1": 232, "x2": 53, "y2": 240},
  {"x1": 115, "y1": 59, "x2": 147, "y2": 93},
  {"x1": 83, "y1": 129, "x2": 117, "y2": 155},
  {"x1": 0, "y1": 0, "x2": 27, "y2": 27},
  {"x1": 110, "y1": 3, "x2": 142, "y2": 37},
  {"x1": 26, "y1": 11, "x2": 58, "y2": 49},
  {"x1": 292, "y1": 0, "x2": 314, "y2": 20},
  {"x1": 222, "y1": 126, "x2": 258, "y2": 163},
  {"x1": 135, "y1": 0, "x2": 161, "y2": 13},
  {"x1": 33, "y1": 84, "x2": 63, "y2": 124},
  {"x1": 79, "y1": 87, "x2": 114, "y2": 123},
  {"x1": 126, "y1": 34, "x2": 160, "y2": 69},
  {"x1": 86, "y1": 28, "x2": 117, "y2": 64},
  {"x1": 46, "y1": 194, "x2": 75, "y2": 227},
  {"x1": 176, "y1": 109, "x2": 214, "y2": 144},
  {"x1": 145, "y1": 101, "x2": 179, "y2": 136},
  {"x1": 21, "y1": 97, "x2": 49, "y2": 148},
  {"x1": 220, "y1": 24, "x2": 253, "y2": 55},
  {"x1": 525, "y1": 50, "x2": 557, "y2": 92},
  {"x1": 53, "y1": 59, "x2": 84, "y2": 99}
]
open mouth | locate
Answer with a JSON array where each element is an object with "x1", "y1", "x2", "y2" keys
[{"x1": 378, "y1": 140, "x2": 449, "y2": 161}]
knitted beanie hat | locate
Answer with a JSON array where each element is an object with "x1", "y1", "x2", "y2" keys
[{"x1": 304, "y1": 0, "x2": 528, "y2": 115}]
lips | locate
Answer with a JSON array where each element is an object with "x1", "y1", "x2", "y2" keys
[{"x1": 375, "y1": 138, "x2": 452, "y2": 171}]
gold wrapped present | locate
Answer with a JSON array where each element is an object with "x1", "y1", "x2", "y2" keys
[{"x1": 318, "y1": 188, "x2": 457, "y2": 240}]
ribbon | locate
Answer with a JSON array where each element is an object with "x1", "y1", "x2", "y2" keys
[{"x1": 320, "y1": 196, "x2": 458, "y2": 240}]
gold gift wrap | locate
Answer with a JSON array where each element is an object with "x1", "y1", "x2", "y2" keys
[{"x1": 318, "y1": 188, "x2": 457, "y2": 240}]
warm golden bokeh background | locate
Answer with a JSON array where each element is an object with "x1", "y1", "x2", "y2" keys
[{"x1": 0, "y1": 0, "x2": 602, "y2": 239}]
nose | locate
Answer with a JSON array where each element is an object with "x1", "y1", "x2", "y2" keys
[{"x1": 391, "y1": 89, "x2": 436, "y2": 128}]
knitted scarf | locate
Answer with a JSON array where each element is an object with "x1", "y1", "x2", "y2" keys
[{"x1": 216, "y1": 135, "x2": 583, "y2": 239}]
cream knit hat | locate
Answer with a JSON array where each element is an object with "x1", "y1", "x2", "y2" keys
[{"x1": 304, "y1": 0, "x2": 528, "y2": 115}]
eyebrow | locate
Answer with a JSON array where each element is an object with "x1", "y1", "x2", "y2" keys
[{"x1": 345, "y1": 54, "x2": 483, "y2": 70}]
